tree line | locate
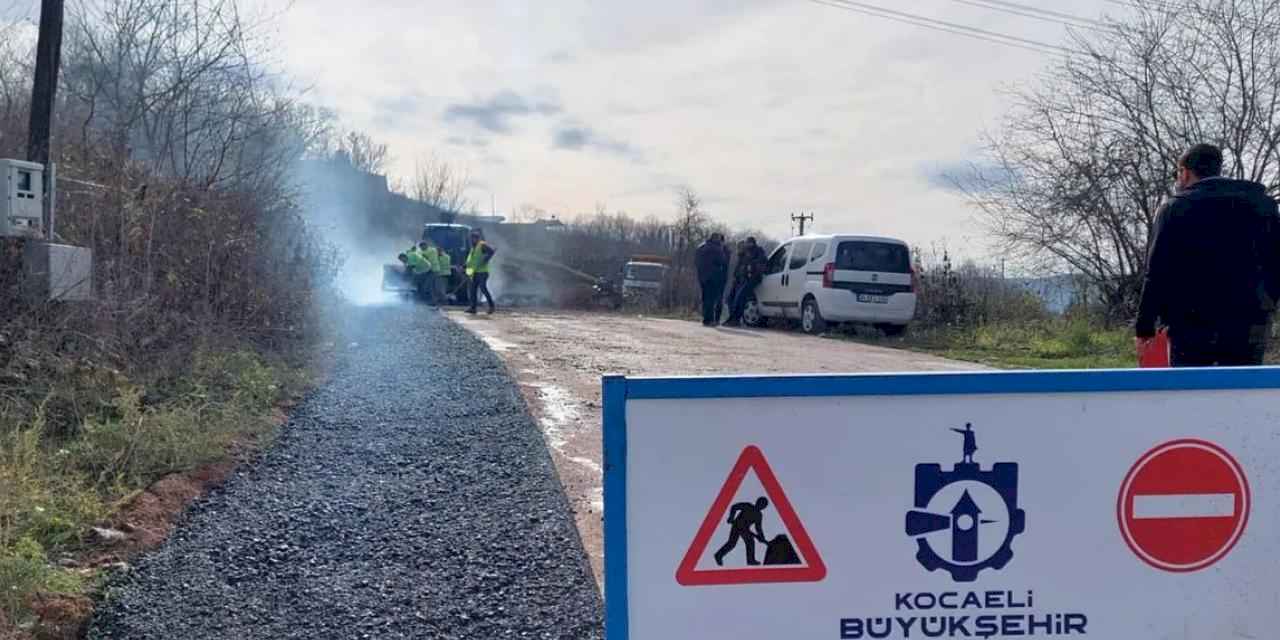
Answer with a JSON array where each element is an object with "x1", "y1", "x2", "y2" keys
[{"x1": 960, "y1": 0, "x2": 1280, "y2": 322}]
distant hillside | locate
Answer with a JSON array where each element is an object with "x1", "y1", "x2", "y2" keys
[{"x1": 1010, "y1": 274, "x2": 1084, "y2": 314}]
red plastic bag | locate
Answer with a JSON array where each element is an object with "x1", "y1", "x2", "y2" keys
[{"x1": 1137, "y1": 329, "x2": 1171, "y2": 368}]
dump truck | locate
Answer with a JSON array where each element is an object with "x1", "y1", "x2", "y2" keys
[{"x1": 619, "y1": 255, "x2": 670, "y2": 298}]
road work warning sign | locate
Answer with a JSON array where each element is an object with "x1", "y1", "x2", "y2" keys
[
  {"x1": 674, "y1": 445, "x2": 825, "y2": 586},
  {"x1": 602, "y1": 369, "x2": 1280, "y2": 640}
]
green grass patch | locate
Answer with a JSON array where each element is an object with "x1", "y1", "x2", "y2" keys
[
  {"x1": 0, "y1": 344, "x2": 310, "y2": 625},
  {"x1": 850, "y1": 319, "x2": 1135, "y2": 369}
]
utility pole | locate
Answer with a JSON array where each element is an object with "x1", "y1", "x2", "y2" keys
[
  {"x1": 791, "y1": 211, "x2": 814, "y2": 236},
  {"x1": 27, "y1": 0, "x2": 65, "y2": 240},
  {"x1": 27, "y1": 0, "x2": 65, "y2": 167}
]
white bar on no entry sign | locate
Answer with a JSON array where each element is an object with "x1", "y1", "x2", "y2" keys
[{"x1": 1133, "y1": 493, "x2": 1235, "y2": 519}]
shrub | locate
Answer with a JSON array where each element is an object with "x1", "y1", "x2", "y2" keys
[{"x1": 0, "y1": 537, "x2": 82, "y2": 624}]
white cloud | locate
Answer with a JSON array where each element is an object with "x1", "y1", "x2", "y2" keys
[{"x1": 261, "y1": 0, "x2": 1117, "y2": 256}]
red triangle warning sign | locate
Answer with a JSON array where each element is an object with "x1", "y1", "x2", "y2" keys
[{"x1": 675, "y1": 445, "x2": 826, "y2": 586}]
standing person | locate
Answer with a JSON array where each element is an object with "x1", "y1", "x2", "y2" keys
[
  {"x1": 695, "y1": 233, "x2": 729, "y2": 326},
  {"x1": 717, "y1": 239, "x2": 732, "y2": 324},
  {"x1": 416, "y1": 241, "x2": 440, "y2": 305},
  {"x1": 723, "y1": 237, "x2": 767, "y2": 327},
  {"x1": 725, "y1": 240, "x2": 746, "y2": 322},
  {"x1": 1136, "y1": 143, "x2": 1280, "y2": 366},
  {"x1": 465, "y1": 230, "x2": 497, "y2": 315},
  {"x1": 433, "y1": 240, "x2": 452, "y2": 305},
  {"x1": 404, "y1": 244, "x2": 431, "y2": 299}
]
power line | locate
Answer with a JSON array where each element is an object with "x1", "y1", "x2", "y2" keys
[
  {"x1": 944, "y1": 0, "x2": 1111, "y2": 32},
  {"x1": 807, "y1": 0, "x2": 1079, "y2": 58}
]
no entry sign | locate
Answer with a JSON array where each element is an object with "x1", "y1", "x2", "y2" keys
[
  {"x1": 604, "y1": 368, "x2": 1280, "y2": 640},
  {"x1": 1117, "y1": 438, "x2": 1250, "y2": 572}
]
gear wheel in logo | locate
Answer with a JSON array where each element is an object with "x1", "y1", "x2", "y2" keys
[{"x1": 904, "y1": 424, "x2": 1026, "y2": 582}]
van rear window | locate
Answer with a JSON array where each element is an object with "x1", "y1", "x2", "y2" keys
[{"x1": 835, "y1": 241, "x2": 910, "y2": 273}]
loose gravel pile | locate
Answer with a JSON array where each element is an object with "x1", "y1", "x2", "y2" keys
[{"x1": 89, "y1": 306, "x2": 603, "y2": 639}]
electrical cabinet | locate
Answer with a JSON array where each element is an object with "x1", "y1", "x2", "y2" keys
[
  {"x1": 1, "y1": 159, "x2": 44, "y2": 239},
  {"x1": 23, "y1": 242, "x2": 93, "y2": 302}
]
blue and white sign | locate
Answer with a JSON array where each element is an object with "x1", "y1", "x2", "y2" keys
[{"x1": 603, "y1": 368, "x2": 1280, "y2": 639}]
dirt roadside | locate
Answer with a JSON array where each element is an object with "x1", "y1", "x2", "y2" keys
[{"x1": 448, "y1": 309, "x2": 987, "y2": 588}]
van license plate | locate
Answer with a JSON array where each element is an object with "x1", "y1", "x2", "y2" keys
[{"x1": 857, "y1": 294, "x2": 889, "y2": 304}]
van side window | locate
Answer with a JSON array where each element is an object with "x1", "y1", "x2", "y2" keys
[
  {"x1": 765, "y1": 245, "x2": 789, "y2": 275},
  {"x1": 809, "y1": 243, "x2": 828, "y2": 264},
  {"x1": 788, "y1": 241, "x2": 812, "y2": 271}
]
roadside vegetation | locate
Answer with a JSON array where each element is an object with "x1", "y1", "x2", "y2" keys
[
  {"x1": 855, "y1": 320, "x2": 1132, "y2": 370},
  {"x1": 0, "y1": 343, "x2": 313, "y2": 625},
  {"x1": 0, "y1": 1, "x2": 354, "y2": 633}
]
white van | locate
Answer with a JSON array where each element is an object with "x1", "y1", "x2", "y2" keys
[{"x1": 742, "y1": 234, "x2": 917, "y2": 335}]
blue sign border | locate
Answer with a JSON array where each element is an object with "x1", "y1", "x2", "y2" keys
[{"x1": 602, "y1": 366, "x2": 1280, "y2": 639}]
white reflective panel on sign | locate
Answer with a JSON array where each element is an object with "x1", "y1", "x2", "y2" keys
[
  {"x1": 1132, "y1": 493, "x2": 1235, "y2": 519},
  {"x1": 615, "y1": 384, "x2": 1280, "y2": 640}
]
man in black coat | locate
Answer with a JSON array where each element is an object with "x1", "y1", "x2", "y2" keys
[
  {"x1": 695, "y1": 233, "x2": 729, "y2": 326},
  {"x1": 1136, "y1": 143, "x2": 1280, "y2": 366},
  {"x1": 724, "y1": 237, "x2": 768, "y2": 327}
]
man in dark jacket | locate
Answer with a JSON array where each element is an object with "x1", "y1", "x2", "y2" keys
[
  {"x1": 724, "y1": 237, "x2": 768, "y2": 327},
  {"x1": 1136, "y1": 143, "x2": 1280, "y2": 366},
  {"x1": 695, "y1": 233, "x2": 730, "y2": 326}
]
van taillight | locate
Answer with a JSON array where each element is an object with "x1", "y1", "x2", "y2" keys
[{"x1": 822, "y1": 263, "x2": 835, "y2": 288}]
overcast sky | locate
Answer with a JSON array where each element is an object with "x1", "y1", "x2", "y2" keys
[{"x1": 15, "y1": 0, "x2": 1129, "y2": 258}]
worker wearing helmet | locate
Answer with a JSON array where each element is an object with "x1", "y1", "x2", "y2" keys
[{"x1": 465, "y1": 230, "x2": 496, "y2": 314}]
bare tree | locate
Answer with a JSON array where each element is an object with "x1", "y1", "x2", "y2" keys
[
  {"x1": 665, "y1": 186, "x2": 709, "y2": 306},
  {"x1": 961, "y1": 0, "x2": 1280, "y2": 318},
  {"x1": 334, "y1": 130, "x2": 389, "y2": 175},
  {"x1": 408, "y1": 153, "x2": 472, "y2": 217},
  {"x1": 512, "y1": 203, "x2": 542, "y2": 223},
  {"x1": 0, "y1": 19, "x2": 32, "y2": 155},
  {"x1": 58, "y1": 0, "x2": 315, "y2": 190}
]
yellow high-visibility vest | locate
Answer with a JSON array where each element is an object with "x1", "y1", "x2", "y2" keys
[{"x1": 465, "y1": 241, "x2": 490, "y2": 277}]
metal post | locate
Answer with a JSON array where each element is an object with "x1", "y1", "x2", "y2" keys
[{"x1": 47, "y1": 162, "x2": 56, "y2": 240}]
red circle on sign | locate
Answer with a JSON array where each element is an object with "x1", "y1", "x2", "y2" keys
[{"x1": 1117, "y1": 439, "x2": 1250, "y2": 572}]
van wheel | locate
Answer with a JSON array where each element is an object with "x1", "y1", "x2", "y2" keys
[
  {"x1": 743, "y1": 299, "x2": 767, "y2": 328},
  {"x1": 801, "y1": 298, "x2": 827, "y2": 335},
  {"x1": 879, "y1": 323, "x2": 908, "y2": 337}
]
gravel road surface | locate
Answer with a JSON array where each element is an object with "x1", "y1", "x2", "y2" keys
[
  {"x1": 89, "y1": 305, "x2": 602, "y2": 639},
  {"x1": 450, "y1": 309, "x2": 986, "y2": 585}
]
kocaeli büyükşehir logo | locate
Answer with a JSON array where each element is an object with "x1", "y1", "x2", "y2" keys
[{"x1": 904, "y1": 423, "x2": 1026, "y2": 582}]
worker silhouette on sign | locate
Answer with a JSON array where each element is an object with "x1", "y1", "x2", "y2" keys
[
  {"x1": 951, "y1": 423, "x2": 978, "y2": 464},
  {"x1": 714, "y1": 497, "x2": 770, "y2": 566}
]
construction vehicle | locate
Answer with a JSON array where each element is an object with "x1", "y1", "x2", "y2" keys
[
  {"x1": 619, "y1": 255, "x2": 670, "y2": 298},
  {"x1": 381, "y1": 223, "x2": 474, "y2": 303},
  {"x1": 382, "y1": 221, "x2": 653, "y2": 310}
]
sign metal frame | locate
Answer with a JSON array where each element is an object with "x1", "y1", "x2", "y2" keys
[{"x1": 602, "y1": 366, "x2": 1280, "y2": 640}]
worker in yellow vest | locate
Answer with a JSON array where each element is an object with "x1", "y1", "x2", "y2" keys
[
  {"x1": 464, "y1": 230, "x2": 496, "y2": 314},
  {"x1": 431, "y1": 239, "x2": 451, "y2": 305},
  {"x1": 418, "y1": 239, "x2": 445, "y2": 306},
  {"x1": 409, "y1": 242, "x2": 435, "y2": 301}
]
